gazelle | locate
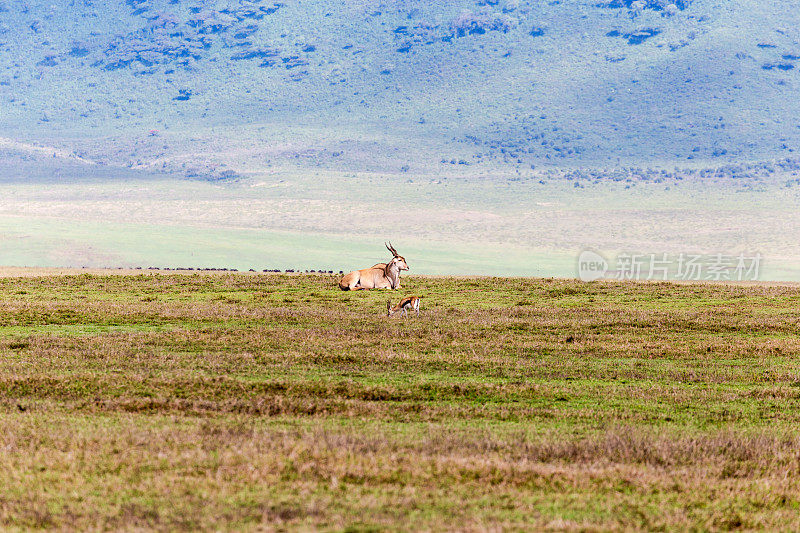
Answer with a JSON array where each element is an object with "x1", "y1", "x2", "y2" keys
[
  {"x1": 387, "y1": 296, "x2": 423, "y2": 318},
  {"x1": 338, "y1": 242, "x2": 409, "y2": 291}
]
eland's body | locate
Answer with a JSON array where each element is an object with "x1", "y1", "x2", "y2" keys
[{"x1": 339, "y1": 243, "x2": 409, "y2": 291}]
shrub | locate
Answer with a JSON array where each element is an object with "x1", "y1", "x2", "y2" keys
[{"x1": 449, "y1": 10, "x2": 516, "y2": 37}]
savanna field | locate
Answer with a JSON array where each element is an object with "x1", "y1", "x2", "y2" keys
[{"x1": 1, "y1": 271, "x2": 800, "y2": 530}]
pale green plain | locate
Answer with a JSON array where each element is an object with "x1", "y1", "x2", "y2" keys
[
  {"x1": 0, "y1": 214, "x2": 574, "y2": 276},
  {"x1": 1, "y1": 172, "x2": 800, "y2": 279}
]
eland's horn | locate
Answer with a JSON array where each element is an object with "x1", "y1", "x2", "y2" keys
[{"x1": 386, "y1": 241, "x2": 399, "y2": 257}]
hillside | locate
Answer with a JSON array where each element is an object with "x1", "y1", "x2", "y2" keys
[{"x1": 2, "y1": 0, "x2": 800, "y2": 176}]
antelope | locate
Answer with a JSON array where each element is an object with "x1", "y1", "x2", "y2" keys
[
  {"x1": 338, "y1": 242, "x2": 409, "y2": 291},
  {"x1": 387, "y1": 296, "x2": 422, "y2": 318}
]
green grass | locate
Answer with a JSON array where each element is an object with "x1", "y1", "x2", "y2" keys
[{"x1": 1, "y1": 272, "x2": 800, "y2": 530}]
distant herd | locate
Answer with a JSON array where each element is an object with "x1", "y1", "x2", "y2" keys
[{"x1": 120, "y1": 266, "x2": 340, "y2": 274}]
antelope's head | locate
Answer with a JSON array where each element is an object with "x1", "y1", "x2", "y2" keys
[{"x1": 386, "y1": 242, "x2": 409, "y2": 271}]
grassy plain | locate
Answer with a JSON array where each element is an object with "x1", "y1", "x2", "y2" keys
[
  {"x1": 0, "y1": 271, "x2": 799, "y2": 530},
  {"x1": 3, "y1": 173, "x2": 800, "y2": 279}
]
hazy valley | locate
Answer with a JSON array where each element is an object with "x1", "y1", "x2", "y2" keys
[{"x1": 1, "y1": 0, "x2": 800, "y2": 276}]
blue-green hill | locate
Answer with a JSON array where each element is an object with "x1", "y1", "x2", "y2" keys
[{"x1": 1, "y1": 0, "x2": 799, "y2": 175}]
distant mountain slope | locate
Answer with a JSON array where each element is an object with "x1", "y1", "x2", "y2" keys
[{"x1": 1, "y1": 0, "x2": 799, "y2": 173}]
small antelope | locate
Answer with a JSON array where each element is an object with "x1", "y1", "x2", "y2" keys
[
  {"x1": 387, "y1": 296, "x2": 423, "y2": 318},
  {"x1": 339, "y1": 242, "x2": 409, "y2": 291}
]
